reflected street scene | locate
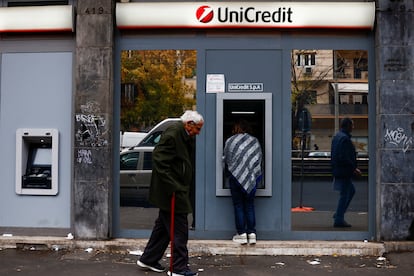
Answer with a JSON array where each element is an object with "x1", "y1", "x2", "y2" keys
[
  {"x1": 291, "y1": 49, "x2": 369, "y2": 231},
  {"x1": 119, "y1": 50, "x2": 197, "y2": 230},
  {"x1": 292, "y1": 175, "x2": 368, "y2": 231}
]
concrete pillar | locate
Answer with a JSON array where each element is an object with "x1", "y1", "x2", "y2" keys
[
  {"x1": 376, "y1": 0, "x2": 414, "y2": 240},
  {"x1": 73, "y1": 0, "x2": 114, "y2": 239}
]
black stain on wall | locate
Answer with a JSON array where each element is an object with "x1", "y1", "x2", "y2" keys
[{"x1": 381, "y1": 184, "x2": 414, "y2": 240}]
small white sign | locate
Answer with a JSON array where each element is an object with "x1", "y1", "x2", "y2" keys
[
  {"x1": 228, "y1": 83, "x2": 263, "y2": 92},
  {"x1": 206, "y1": 74, "x2": 225, "y2": 93}
]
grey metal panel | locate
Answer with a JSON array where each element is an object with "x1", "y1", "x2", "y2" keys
[
  {"x1": 199, "y1": 48, "x2": 283, "y2": 233},
  {"x1": 0, "y1": 51, "x2": 73, "y2": 228}
]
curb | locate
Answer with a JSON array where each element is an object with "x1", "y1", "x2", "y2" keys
[{"x1": 1, "y1": 236, "x2": 405, "y2": 256}]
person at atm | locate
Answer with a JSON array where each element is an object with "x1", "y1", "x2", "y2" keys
[{"x1": 223, "y1": 120, "x2": 263, "y2": 245}]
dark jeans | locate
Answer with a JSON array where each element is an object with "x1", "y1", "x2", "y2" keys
[
  {"x1": 139, "y1": 210, "x2": 189, "y2": 272},
  {"x1": 333, "y1": 177, "x2": 355, "y2": 224},
  {"x1": 229, "y1": 176, "x2": 256, "y2": 235}
]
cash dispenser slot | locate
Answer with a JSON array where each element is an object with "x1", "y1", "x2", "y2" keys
[{"x1": 16, "y1": 128, "x2": 59, "y2": 195}]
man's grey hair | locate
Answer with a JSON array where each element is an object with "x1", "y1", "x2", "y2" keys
[{"x1": 180, "y1": 110, "x2": 204, "y2": 123}]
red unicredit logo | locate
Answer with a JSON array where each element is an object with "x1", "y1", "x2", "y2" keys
[{"x1": 196, "y1": 5, "x2": 214, "y2": 23}]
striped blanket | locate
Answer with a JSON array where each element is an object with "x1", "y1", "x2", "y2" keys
[{"x1": 223, "y1": 133, "x2": 262, "y2": 194}]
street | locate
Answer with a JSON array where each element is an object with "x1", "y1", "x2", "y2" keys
[
  {"x1": 292, "y1": 176, "x2": 368, "y2": 211},
  {"x1": 0, "y1": 247, "x2": 413, "y2": 276}
]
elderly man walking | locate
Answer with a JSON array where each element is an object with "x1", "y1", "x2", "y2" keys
[{"x1": 137, "y1": 110, "x2": 204, "y2": 276}]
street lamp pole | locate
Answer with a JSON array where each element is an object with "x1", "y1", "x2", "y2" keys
[{"x1": 333, "y1": 50, "x2": 339, "y2": 134}]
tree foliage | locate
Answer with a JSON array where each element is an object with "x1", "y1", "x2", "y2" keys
[{"x1": 121, "y1": 50, "x2": 197, "y2": 131}]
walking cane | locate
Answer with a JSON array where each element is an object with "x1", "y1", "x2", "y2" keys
[{"x1": 169, "y1": 192, "x2": 176, "y2": 275}]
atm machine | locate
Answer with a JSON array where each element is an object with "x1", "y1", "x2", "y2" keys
[
  {"x1": 15, "y1": 128, "x2": 59, "y2": 195},
  {"x1": 216, "y1": 93, "x2": 272, "y2": 196}
]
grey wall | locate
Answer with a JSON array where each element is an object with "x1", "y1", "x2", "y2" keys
[
  {"x1": 0, "y1": 51, "x2": 73, "y2": 229},
  {"x1": 73, "y1": 0, "x2": 114, "y2": 239},
  {"x1": 376, "y1": 0, "x2": 414, "y2": 240}
]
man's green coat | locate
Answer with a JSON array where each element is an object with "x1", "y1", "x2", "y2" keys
[{"x1": 149, "y1": 122, "x2": 195, "y2": 214}]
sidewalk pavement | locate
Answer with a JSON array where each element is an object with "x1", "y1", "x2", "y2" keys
[
  {"x1": 1, "y1": 236, "x2": 414, "y2": 256},
  {"x1": 1, "y1": 237, "x2": 414, "y2": 276}
]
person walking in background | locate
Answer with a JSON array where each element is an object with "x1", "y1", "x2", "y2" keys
[
  {"x1": 137, "y1": 110, "x2": 204, "y2": 276},
  {"x1": 331, "y1": 117, "x2": 361, "y2": 228},
  {"x1": 223, "y1": 120, "x2": 263, "y2": 245}
]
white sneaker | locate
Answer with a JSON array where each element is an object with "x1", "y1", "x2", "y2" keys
[
  {"x1": 248, "y1": 233, "x2": 256, "y2": 244},
  {"x1": 232, "y1": 233, "x2": 247, "y2": 244}
]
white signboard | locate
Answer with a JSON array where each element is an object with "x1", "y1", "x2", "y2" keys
[
  {"x1": 116, "y1": 2, "x2": 375, "y2": 30},
  {"x1": 0, "y1": 5, "x2": 73, "y2": 33},
  {"x1": 228, "y1": 83, "x2": 264, "y2": 92},
  {"x1": 206, "y1": 74, "x2": 225, "y2": 93}
]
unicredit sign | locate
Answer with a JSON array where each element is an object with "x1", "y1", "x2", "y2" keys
[
  {"x1": 199, "y1": 6, "x2": 293, "y2": 24},
  {"x1": 116, "y1": 2, "x2": 375, "y2": 30}
]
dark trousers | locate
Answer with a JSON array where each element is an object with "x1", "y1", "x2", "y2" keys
[
  {"x1": 140, "y1": 210, "x2": 189, "y2": 272},
  {"x1": 229, "y1": 176, "x2": 256, "y2": 235},
  {"x1": 334, "y1": 177, "x2": 355, "y2": 223}
]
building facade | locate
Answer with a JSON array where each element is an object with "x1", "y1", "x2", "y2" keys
[{"x1": 0, "y1": 0, "x2": 413, "y2": 241}]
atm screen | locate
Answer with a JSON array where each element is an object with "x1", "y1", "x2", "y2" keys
[{"x1": 33, "y1": 148, "x2": 52, "y2": 166}]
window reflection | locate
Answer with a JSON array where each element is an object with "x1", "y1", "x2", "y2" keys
[
  {"x1": 291, "y1": 49, "x2": 369, "y2": 231},
  {"x1": 119, "y1": 50, "x2": 197, "y2": 230}
]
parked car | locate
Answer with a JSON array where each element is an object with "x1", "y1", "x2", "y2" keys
[
  {"x1": 120, "y1": 131, "x2": 147, "y2": 152},
  {"x1": 308, "y1": 151, "x2": 331, "y2": 158},
  {"x1": 119, "y1": 118, "x2": 181, "y2": 206},
  {"x1": 136, "y1": 118, "x2": 180, "y2": 147},
  {"x1": 120, "y1": 119, "x2": 180, "y2": 188},
  {"x1": 120, "y1": 146, "x2": 154, "y2": 192}
]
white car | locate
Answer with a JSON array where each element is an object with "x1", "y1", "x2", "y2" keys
[
  {"x1": 120, "y1": 131, "x2": 147, "y2": 151},
  {"x1": 308, "y1": 151, "x2": 331, "y2": 158},
  {"x1": 136, "y1": 118, "x2": 180, "y2": 147},
  {"x1": 119, "y1": 118, "x2": 181, "y2": 205},
  {"x1": 120, "y1": 146, "x2": 154, "y2": 190}
]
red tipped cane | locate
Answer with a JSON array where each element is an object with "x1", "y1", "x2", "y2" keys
[{"x1": 169, "y1": 192, "x2": 176, "y2": 275}]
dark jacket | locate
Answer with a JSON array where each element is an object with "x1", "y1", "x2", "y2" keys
[
  {"x1": 149, "y1": 121, "x2": 194, "y2": 213},
  {"x1": 331, "y1": 129, "x2": 357, "y2": 179}
]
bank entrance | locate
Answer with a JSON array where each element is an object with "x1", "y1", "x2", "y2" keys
[{"x1": 113, "y1": 26, "x2": 375, "y2": 241}]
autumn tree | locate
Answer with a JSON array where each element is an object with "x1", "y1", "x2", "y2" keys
[{"x1": 121, "y1": 50, "x2": 197, "y2": 131}]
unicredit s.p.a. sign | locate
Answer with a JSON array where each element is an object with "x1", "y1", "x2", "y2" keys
[{"x1": 116, "y1": 2, "x2": 375, "y2": 29}]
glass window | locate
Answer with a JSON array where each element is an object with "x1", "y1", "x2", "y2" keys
[
  {"x1": 291, "y1": 49, "x2": 369, "y2": 231},
  {"x1": 143, "y1": 152, "x2": 153, "y2": 170},
  {"x1": 120, "y1": 152, "x2": 139, "y2": 170},
  {"x1": 296, "y1": 52, "x2": 316, "y2": 66},
  {"x1": 119, "y1": 49, "x2": 197, "y2": 230}
]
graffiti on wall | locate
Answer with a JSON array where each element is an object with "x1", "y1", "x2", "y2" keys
[
  {"x1": 77, "y1": 149, "x2": 93, "y2": 164},
  {"x1": 75, "y1": 113, "x2": 109, "y2": 147},
  {"x1": 75, "y1": 101, "x2": 109, "y2": 164},
  {"x1": 80, "y1": 100, "x2": 101, "y2": 114},
  {"x1": 384, "y1": 127, "x2": 413, "y2": 153}
]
